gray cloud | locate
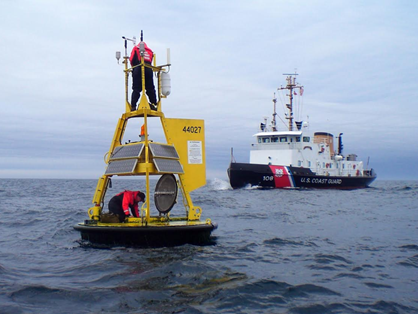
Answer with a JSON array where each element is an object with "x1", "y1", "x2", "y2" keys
[{"x1": 1, "y1": 0, "x2": 417, "y2": 180}]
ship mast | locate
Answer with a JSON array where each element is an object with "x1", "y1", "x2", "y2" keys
[
  {"x1": 272, "y1": 93, "x2": 277, "y2": 131},
  {"x1": 278, "y1": 74, "x2": 303, "y2": 131}
]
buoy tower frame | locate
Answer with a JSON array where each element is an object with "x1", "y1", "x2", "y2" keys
[{"x1": 87, "y1": 36, "x2": 207, "y2": 226}]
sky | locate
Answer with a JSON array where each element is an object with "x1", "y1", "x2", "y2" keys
[{"x1": 1, "y1": 0, "x2": 417, "y2": 181}]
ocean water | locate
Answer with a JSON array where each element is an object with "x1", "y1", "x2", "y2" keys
[{"x1": 0, "y1": 178, "x2": 417, "y2": 314}]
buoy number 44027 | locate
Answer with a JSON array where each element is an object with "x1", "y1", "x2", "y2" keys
[{"x1": 182, "y1": 126, "x2": 201, "y2": 133}]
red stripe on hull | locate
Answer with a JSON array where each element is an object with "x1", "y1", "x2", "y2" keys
[{"x1": 268, "y1": 165, "x2": 294, "y2": 188}]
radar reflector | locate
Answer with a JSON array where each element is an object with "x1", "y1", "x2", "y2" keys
[{"x1": 154, "y1": 174, "x2": 178, "y2": 214}]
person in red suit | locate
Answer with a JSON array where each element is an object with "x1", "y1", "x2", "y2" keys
[
  {"x1": 108, "y1": 190, "x2": 145, "y2": 222},
  {"x1": 129, "y1": 41, "x2": 157, "y2": 111}
]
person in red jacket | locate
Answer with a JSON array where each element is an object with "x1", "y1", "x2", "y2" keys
[
  {"x1": 108, "y1": 190, "x2": 145, "y2": 222},
  {"x1": 129, "y1": 41, "x2": 157, "y2": 111}
]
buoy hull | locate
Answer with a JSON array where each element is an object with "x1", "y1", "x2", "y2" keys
[{"x1": 74, "y1": 222, "x2": 217, "y2": 247}]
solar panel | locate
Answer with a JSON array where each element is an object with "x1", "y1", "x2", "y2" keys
[
  {"x1": 149, "y1": 143, "x2": 179, "y2": 159},
  {"x1": 105, "y1": 159, "x2": 138, "y2": 175},
  {"x1": 153, "y1": 158, "x2": 184, "y2": 173},
  {"x1": 110, "y1": 143, "x2": 144, "y2": 160}
]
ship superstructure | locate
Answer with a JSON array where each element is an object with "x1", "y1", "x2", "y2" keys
[{"x1": 228, "y1": 74, "x2": 376, "y2": 189}]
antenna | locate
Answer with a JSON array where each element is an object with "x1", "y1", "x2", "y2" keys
[
  {"x1": 141, "y1": 30, "x2": 143, "y2": 42},
  {"x1": 122, "y1": 36, "x2": 136, "y2": 43},
  {"x1": 272, "y1": 93, "x2": 277, "y2": 131},
  {"x1": 121, "y1": 36, "x2": 136, "y2": 57},
  {"x1": 278, "y1": 73, "x2": 303, "y2": 131}
]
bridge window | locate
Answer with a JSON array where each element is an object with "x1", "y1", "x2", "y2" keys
[
  {"x1": 271, "y1": 137, "x2": 278, "y2": 143},
  {"x1": 296, "y1": 137, "x2": 301, "y2": 142},
  {"x1": 303, "y1": 136, "x2": 310, "y2": 142},
  {"x1": 280, "y1": 137, "x2": 287, "y2": 142}
]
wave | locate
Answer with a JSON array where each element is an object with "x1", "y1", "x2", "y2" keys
[
  {"x1": 313, "y1": 253, "x2": 353, "y2": 265},
  {"x1": 8, "y1": 284, "x2": 116, "y2": 313},
  {"x1": 263, "y1": 237, "x2": 318, "y2": 248},
  {"x1": 364, "y1": 282, "x2": 394, "y2": 289},
  {"x1": 398, "y1": 254, "x2": 418, "y2": 268},
  {"x1": 399, "y1": 244, "x2": 418, "y2": 251},
  {"x1": 2, "y1": 179, "x2": 418, "y2": 313},
  {"x1": 207, "y1": 178, "x2": 232, "y2": 190}
]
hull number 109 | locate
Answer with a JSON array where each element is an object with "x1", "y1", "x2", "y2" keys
[{"x1": 263, "y1": 176, "x2": 274, "y2": 181}]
